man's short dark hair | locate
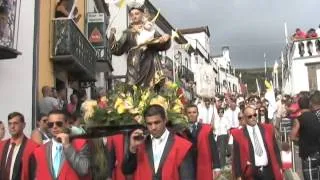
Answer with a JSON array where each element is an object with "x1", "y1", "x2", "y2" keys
[
  {"x1": 143, "y1": 104, "x2": 166, "y2": 120},
  {"x1": 298, "y1": 95, "x2": 310, "y2": 109},
  {"x1": 185, "y1": 104, "x2": 198, "y2": 113},
  {"x1": 311, "y1": 91, "x2": 320, "y2": 106},
  {"x1": 37, "y1": 113, "x2": 47, "y2": 122},
  {"x1": 129, "y1": 7, "x2": 145, "y2": 13},
  {"x1": 48, "y1": 110, "x2": 67, "y2": 121},
  {"x1": 8, "y1": 112, "x2": 25, "y2": 123}
]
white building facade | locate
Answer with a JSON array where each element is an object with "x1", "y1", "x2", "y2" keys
[
  {"x1": 0, "y1": 0, "x2": 37, "y2": 137},
  {"x1": 283, "y1": 37, "x2": 320, "y2": 95},
  {"x1": 212, "y1": 47, "x2": 240, "y2": 94},
  {"x1": 179, "y1": 26, "x2": 218, "y2": 98}
]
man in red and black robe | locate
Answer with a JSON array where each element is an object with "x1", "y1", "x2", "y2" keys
[
  {"x1": 231, "y1": 106, "x2": 283, "y2": 180},
  {"x1": 29, "y1": 110, "x2": 91, "y2": 180},
  {"x1": 122, "y1": 105, "x2": 195, "y2": 180},
  {"x1": 0, "y1": 112, "x2": 38, "y2": 180},
  {"x1": 107, "y1": 134, "x2": 127, "y2": 180},
  {"x1": 185, "y1": 104, "x2": 221, "y2": 180}
]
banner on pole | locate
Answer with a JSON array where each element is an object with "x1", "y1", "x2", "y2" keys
[{"x1": 195, "y1": 64, "x2": 216, "y2": 98}]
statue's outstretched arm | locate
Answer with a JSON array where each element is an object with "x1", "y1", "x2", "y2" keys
[{"x1": 109, "y1": 31, "x2": 129, "y2": 56}]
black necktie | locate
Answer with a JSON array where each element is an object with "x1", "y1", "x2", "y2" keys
[
  {"x1": 192, "y1": 124, "x2": 197, "y2": 138},
  {"x1": 5, "y1": 143, "x2": 16, "y2": 180}
]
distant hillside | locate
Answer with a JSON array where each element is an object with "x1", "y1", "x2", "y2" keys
[{"x1": 236, "y1": 67, "x2": 282, "y2": 93}]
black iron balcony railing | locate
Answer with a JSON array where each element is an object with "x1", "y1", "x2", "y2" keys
[
  {"x1": 51, "y1": 19, "x2": 96, "y2": 81},
  {"x1": 178, "y1": 65, "x2": 194, "y2": 81},
  {"x1": 0, "y1": 0, "x2": 21, "y2": 59},
  {"x1": 164, "y1": 56, "x2": 173, "y2": 70}
]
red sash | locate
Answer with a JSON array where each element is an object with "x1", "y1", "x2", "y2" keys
[
  {"x1": 34, "y1": 139, "x2": 90, "y2": 180},
  {"x1": 197, "y1": 124, "x2": 214, "y2": 180},
  {"x1": 0, "y1": 137, "x2": 38, "y2": 180},
  {"x1": 231, "y1": 124, "x2": 283, "y2": 180},
  {"x1": 107, "y1": 134, "x2": 126, "y2": 180},
  {"x1": 134, "y1": 135, "x2": 192, "y2": 180}
]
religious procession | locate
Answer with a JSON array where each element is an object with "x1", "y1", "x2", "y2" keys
[{"x1": 1, "y1": 0, "x2": 320, "y2": 180}]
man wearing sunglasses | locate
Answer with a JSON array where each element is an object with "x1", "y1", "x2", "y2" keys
[
  {"x1": 0, "y1": 112, "x2": 39, "y2": 180},
  {"x1": 231, "y1": 107, "x2": 282, "y2": 180},
  {"x1": 30, "y1": 110, "x2": 90, "y2": 180}
]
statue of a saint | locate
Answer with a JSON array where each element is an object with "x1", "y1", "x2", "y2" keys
[{"x1": 109, "y1": 5, "x2": 171, "y2": 88}]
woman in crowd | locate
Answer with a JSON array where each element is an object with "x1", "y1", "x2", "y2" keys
[
  {"x1": 31, "y1": 113, "x2": 50, "y2": 144},
  {"x1": 67, "y1": 93, "x2": 79, "y2": 114},
  {"x1": 258, "y1": 105, "x2": 269, "y2": 124}
]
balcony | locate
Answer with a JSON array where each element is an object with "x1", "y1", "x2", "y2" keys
[
  {"x1": 0, "y1": 0, "x2": 22, "y2": 59},
  {"x1": 51, "y1": 19, "x2": 96, "y2": 81},
  {"x1": 178, "y1": 65, "x2": 194, "y2": 81},
  {"x1": 161, "y1": 56, "x2": 174, "y2": 80},
  {"x1": 292, "y1": 37, "x2": 320, "y2": 60}
]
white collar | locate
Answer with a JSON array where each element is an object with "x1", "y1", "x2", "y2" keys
[
  {"x1": 151, "y1": 129, "x2": 169, "y2": 141},
  {"x1": 246, "y1": 124, "x2": 259, "y2": 132},
  {"x1": 52, "y1": 138, "x2": 62, "y2": 148},
  {"x1": 190, "y1": 121, "x2": 198, "y2": 126}
]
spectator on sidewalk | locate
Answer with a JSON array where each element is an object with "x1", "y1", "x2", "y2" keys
[
  {"x1": 67, "y1": 94, "x2": 79, "y2": 115},
  {"x1": 31, "y1": 113, "x2": 50, "y2": 144},
  {"x1": 310, "y1": 91, "x2": 320, "y2": 121},
  {"x1": 291, "y1": 94, "x2": 320, "y2": 180},
  {"x1": 39, "y1": 86, "x2": 59, "y2": 115}
]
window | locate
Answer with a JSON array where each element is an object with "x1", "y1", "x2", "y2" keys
[{"x1": 0, "y1": 0, "x2": 21, "y2": 50}]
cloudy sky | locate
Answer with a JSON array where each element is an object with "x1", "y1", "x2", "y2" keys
[{"x1": 150, "y1": 0, "x2": 320, "y2": 68}]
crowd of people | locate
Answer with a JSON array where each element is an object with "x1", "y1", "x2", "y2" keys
[
  {"x1": 1, "y1": 86, "x2": 320, "y2": 180},
  {"x1": 292, "y1": 27, "x2": 320, "y2": 40}
]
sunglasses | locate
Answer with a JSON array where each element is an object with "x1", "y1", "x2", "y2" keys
[
  {"x1": 47, "y1": 121, "x2": 64, "y2": 128},
  {"x1": 133, "y1": 135, "x2": 145, "y2": 141},
  {"x1": 247, "y1": 113, "x2": 257, "y2": 119}
]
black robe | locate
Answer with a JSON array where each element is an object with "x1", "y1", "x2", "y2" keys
[{"x1": 110, "y1": 26, "x2": 171, "y2": 88}]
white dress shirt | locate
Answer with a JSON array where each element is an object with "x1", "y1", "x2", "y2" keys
[
  {"x1": 151, "y1": 129, "x2": 170, "y2": 173},
  {"x1": 6, "y1": 143, "x2": 21, "y2": 180},
  {"x1": 214, "y1": 116, "x2": 230, "y2": 136},
  {"x1": 246, "y1": 125, "x2": 268, "y2": 166},
  {"x1": 224, "y1": 107, "x2": 240, "y2": 128},
  {"x1": 198, "y1": 104, "x2": 214, "y2": 125},
  {"x1": 51, "y1": 139, "x2": 63, "y2": 164}
]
